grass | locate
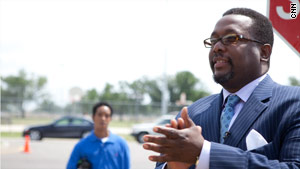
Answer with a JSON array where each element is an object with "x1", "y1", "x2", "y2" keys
[
  {"x1": 1, "y1": 132, "x2": 22, "y2": 138},
  {"x1": 9, "y1": 117, "x2": 55, "y2": 125},
  {"x1": 110, "y1": 120, "x2": 136, "y2": 128},
  {"x1": 119, "y1": 134, "x2": 135, "y2": 142}
]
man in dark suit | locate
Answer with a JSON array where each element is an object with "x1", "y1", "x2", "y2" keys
[{"x1": 143, "y1": 8, "x2": 300, "y2": 169}]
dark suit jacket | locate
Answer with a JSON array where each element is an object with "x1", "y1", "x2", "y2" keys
[{"x1": 155, "y1": 75, "x2": 300, "y2": 169}]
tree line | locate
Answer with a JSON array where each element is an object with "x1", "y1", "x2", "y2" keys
[
  {"x1": 1, "y1": 70, "x2": 212, "y2": 118},
  {"x1": 2, "y1": 70, "x2": 300, "y2": 118}
]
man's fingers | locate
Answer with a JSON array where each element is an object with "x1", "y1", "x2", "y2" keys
[
  {"x1": 170, "y1": 119, "x2": 178, "y2": 129},
  {"x1": 148, "y1": 154, "x2": 190, "y2": 163},
  {"x1": 177, "y1": 118, "x2": 185, "y2": 129},
  {"x1": 152, "y1": 126, "x2": 180, "y2": 139},
  {"x1": 143, "y1": 142, "x2": 173, "y2": 155},
  {"x1": 143, "y1": 137, "x2": 179, "y2": 159},
  {"x1": 148, "y1": 154, "x2": 170, "y2": 162},
  {"x1": 143, "y1": 133, "x2": 178, "y2": 145},
  {"x1": 181, "y1": 107, "x2": 195, "y2": 127}
]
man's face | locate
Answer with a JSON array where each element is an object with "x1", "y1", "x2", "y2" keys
[
  {"x1": 93, "y1": 105, "x2": 112, "y2": 130},
  {"x1": 209, "y1": 15, "x2": 263, "y2": 92}
]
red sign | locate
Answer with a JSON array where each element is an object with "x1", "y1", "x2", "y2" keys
[{"x1": 268, "y1": 0, "x2": 300, "y2": 57}]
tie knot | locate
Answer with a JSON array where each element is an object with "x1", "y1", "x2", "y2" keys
[{"x1": 226, "y1": 95, "x2": 240, "y2": 107}]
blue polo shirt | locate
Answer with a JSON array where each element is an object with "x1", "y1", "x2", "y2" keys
[{"x1": 67, "y1": 130, "x2": 130, "y2": 169}]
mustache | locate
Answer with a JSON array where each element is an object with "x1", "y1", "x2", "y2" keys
[
  {"x1": 210, "y1": 53, "x2": 233, "y2": 68},
  {"x1": 213, "y1": 53, "x2": 224, "y2": 58}
]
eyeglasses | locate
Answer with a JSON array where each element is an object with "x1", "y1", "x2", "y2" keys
[{"x1": 203, "y1": 34, "x2": 265, "y2": 48}]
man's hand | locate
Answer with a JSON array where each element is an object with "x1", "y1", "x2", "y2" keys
[
  {"x1": 143, "y1": 107, "x2": 205, "y2": 164},
  {"x1": 165, "y1": 107, "x2": 195, "y2": 169}
]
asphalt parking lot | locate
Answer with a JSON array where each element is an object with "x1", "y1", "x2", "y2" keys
[{"x1": 1, "y1": 138, "x2": 158, "y2": 169}]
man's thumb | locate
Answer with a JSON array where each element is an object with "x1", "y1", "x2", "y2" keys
[{"x1": 181, "y1": 107, "x2": 195, "y2": 127}]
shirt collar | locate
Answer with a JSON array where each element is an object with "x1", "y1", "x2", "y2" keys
[
  {"x1": 222, "y1": 74, "x2": 267, "y2": 104},
  {"x1": 89, "y1": 130, "x2": 114, "y2": 144}
]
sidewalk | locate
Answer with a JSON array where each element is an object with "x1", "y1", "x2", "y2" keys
[{"x1": 1, "y1": 125, "x2": 26, "y2": 132}]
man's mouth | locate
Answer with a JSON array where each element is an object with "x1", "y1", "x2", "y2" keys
[
  {"x1": 216, "y1": 60, "x2": 226, "y2": 63},
  {"x1": 213, "y1": 58, "x2": 229, "y2": 69}
]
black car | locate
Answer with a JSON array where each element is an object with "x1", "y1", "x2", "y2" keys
[{"x1": 23, "y1": 116, "x2": 94, "y2": 140}]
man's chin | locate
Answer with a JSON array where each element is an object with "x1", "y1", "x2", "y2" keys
[
  {"x1": 96, "y1": 124, "x2": 108, "y2": 129},
  {"x1": 213, "y1": 72, "x2": 234, "y2": 84}
]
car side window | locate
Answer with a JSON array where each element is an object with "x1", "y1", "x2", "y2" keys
[
  {"x1": 157, "y1": 119, "x2": 171, "y2": 125},
  {"x1": 54, "y1": 119, "x2": 69, "y2": 126},
  {"x1": 70, "y1": 119, "x2": 90, "y2": 126}
]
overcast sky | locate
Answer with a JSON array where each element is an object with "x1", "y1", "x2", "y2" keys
[{"x1": 1, "y1": 0, "x2": 299, "y2": 106}]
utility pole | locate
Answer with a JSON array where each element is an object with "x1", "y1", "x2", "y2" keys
[
  {"x1": 161, "y1": 49, "x2": 169, "y2": 115},
  {"x1": 161, "y1": 0, "x2": 169, "y2": 115}
]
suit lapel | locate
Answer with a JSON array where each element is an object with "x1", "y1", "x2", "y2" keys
[
  {"x1": 200, "y1": 93, "x2": 223, "y2": 142},
  {"x1": 224, "y1": 75, "x2": 274, "y2": 147}
]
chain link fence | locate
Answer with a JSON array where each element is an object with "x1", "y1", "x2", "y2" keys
[{"x1": 1, "y1": 97, "x2": 184, "y2": 123}]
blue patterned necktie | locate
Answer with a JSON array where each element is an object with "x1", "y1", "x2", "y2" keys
[{"x1": 220, "y1": 95, "x2": 240, "y2": 143}]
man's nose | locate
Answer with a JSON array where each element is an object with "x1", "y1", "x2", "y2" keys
[
  {"x1": 212, "y1": 40, "x2": 226, "y2": 53},
  {"x1": 100, "y1": 115, "x2": 106, "y2": 120}
]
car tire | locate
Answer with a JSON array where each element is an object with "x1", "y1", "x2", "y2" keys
[
  {"x1": 137, "y1": 132, "x2": 148, "y2": 143},
  {"x1": 81, "y1": 131, "x2": 90, "y2": 138},
  {"x1": 30, "y1": 130, "x2": 42, "y2": 140}
]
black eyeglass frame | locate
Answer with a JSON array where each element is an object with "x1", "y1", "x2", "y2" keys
[{"x1": 203, "y1": 34, "x2": 265, "y2": 48}]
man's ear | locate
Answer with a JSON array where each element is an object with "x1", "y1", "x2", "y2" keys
[{"x1": 260, "y1": 44, "x2": 272, "y2": 62}]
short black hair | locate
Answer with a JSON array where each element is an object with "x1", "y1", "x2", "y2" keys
[
  {"x1": 92, "y1": 102, "x2": 113, "y2": 117},
  {"x1": 223, "y1": 8, "x2": 274, "y2": 47}
]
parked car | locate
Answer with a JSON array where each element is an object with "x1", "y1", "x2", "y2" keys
[
  {"x1": 23, "y1": 116, "x2": 94, "y2": 140},
  {"x1": 131, "y1": 114, "x2": 175, "y2": 143}
]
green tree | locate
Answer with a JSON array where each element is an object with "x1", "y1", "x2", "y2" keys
[
  {"x1": 80, "y1": 88, "x2": 100, "y2": 113},
  {"x1": 169, "y1": 71, "x2": 210, "y2": 103},
  {"x1": 173, "y1": 71, "x2": 198, "y2": 101},
  {"x1": 35, "y1": 98, "x2": 63, "y2": 113},
  {"x1": 142, "y1": 71, "x2": 210, "y2": 103},
  {"x1": 1, "y1": 70, "x2": 47, "y2": 118},
  {"x1": 143, "y1": 79, "x2": 162, "y2": 103},
  {"x1": 289, "y1": 76, "x2": 300, "y2": 86},
  {"x1": 99, "y1": 83, "x2": 132, "y2": 102},
  {"x1": 81, "y1": 88, "x2": 99, "y2": 102},
  {"x1": 98, "y1": 83, "x2": 135, "y2": 118},
  {"x1": 127, "y1": 78, "x2": 149, "y2": 103}
]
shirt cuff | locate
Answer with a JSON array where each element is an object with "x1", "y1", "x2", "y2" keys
[
  {"x1": 162, "y1": 162, "x2": 167, "y2": 169},
  {"x1": 195, "y1": 140, "x2": 211, "y2": 169}
]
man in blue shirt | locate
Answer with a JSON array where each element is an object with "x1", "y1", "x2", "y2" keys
[{"x1": 67, "y1": 102, "x2": 130, "y2": 169}]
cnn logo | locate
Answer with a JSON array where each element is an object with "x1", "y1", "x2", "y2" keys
[
  {"x1": 276, "y1": 0, "x2": 299, "y2": 19},
  {"x1": 291, "y1": 3, "x2": 297, "y2": 19}
]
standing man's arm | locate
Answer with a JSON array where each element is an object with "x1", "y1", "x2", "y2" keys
[
  {"x1": 66, "y1": 144, "x2": 81, "y2": 169},
  {"x1": 122, "y1": 140, "x2": 131, "y2": 169}
]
